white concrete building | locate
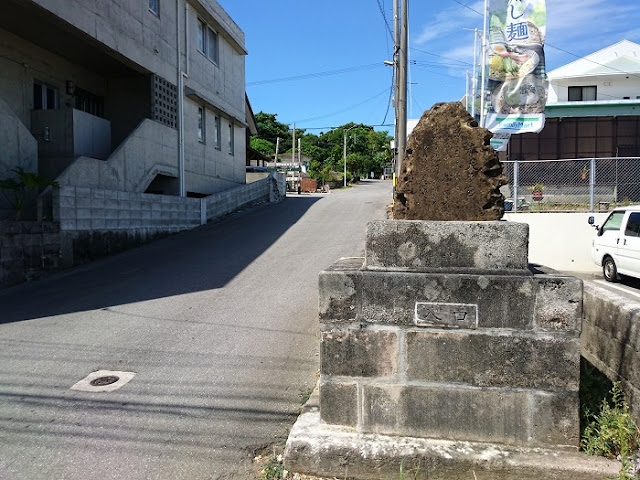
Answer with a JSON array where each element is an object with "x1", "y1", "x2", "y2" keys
[
  {"x1": 547, "y1": 40, "x2": 640, "y2": 105},
  {"x1": 0, "y1": 0, "x2": 250, "y2": 219}
]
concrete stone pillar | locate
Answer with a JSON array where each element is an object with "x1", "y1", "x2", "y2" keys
[{"x1": 318, "y1": 220, "x2": 582, "y2": 449}]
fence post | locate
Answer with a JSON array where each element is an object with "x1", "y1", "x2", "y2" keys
[
  {"x1": 589, "y1": 158, "x2": 596, "y2": 212},
  {"x1": 513, "y1": 161, "x2": 519, "y2": 213}
]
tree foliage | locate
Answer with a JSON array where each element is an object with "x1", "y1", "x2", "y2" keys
[
  {"x1": 250, "y1": 137, "x2": 276, "y2": 156},
  {"x1": 251, "y1": 112, "x2": 393, "y2": 179}
]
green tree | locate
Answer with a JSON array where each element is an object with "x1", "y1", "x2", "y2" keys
[
  {"x1": 249, "y1": 137, "x2": 276, "y2": 156},
  {"x1": 254, "y1": 112, "x2": 292, "y2": 152},
  {"x1": 252, "y1": 114, "x2": 392, "y2": 181}
]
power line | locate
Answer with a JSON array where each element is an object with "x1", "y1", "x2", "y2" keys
[
  {"x1": 450, "y1": 0, "x2": 482, "y2": 15},
  {"x1": 291, "y1": 87, "x2": 392, "y2": 125},
  {"x1": 375, "y1": 0, "x2": 394, "y2": 40},
  {"x1": 412, "y1": 63, "x2": 462, "y2": 80},
  {"x1": 450, "y1": 0, "x2": 640, "y2": 80},
  {"x1": 382, "y1": 80, "x2": 394, "y2": 125},
  {"x1": 546, "y1": 43, "x2": 640, "y2": 81},
  {"x1": 413, "y1": 60, "x2": 469, "y2": 69},
  {"x1": 247, "y1": 63, "x2": 384, "y2": 86},
  {"x1": 301, "y1": 124, "x2": 395, "y2": 131},
  {"x1": 411, "y1": 47, "x2": 472, "y2": 66},
  {"x1": 410, "y1": 92, "x2": 424, "y2": 115}
]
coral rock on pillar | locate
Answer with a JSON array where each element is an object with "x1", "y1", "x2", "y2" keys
[{"x1": 393, "y1": 102, "x2": 506, "y2": 221}]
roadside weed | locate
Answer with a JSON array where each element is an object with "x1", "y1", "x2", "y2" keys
[
  {"x1": 582, "y1": 382, "x2": 640, "y2": 479},
  {"x1": 398, "y1": 459, "x2": 420, "y2": 480}
]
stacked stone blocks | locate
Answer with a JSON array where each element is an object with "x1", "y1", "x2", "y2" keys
[
  {"x1": 582, "y1": 284, "x2": 640, "y2": 419},
  {"x1": 54, "y1": 185, "x2": 202, "y2": 231},
  {"x1": 204, "y1": 175, "x2": 273, "y2": 222},
  {"x1": 0, "y1": 221, "x2": 61, "y2": 286},
  {"x1": 319, "y1": 220, "x2": 582, "y2": 449}
]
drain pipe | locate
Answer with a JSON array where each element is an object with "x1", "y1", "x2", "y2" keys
[{"x1": 176, "y1": 0, "x2": 186, "y2": 197}]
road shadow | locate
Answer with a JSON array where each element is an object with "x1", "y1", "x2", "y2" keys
[{"x1": 0, "y1": 196, "x2": 321, "y2": 324}]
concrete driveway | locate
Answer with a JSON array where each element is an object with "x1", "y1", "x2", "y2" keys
[{"x1": 0, "y1": 180, "x2": 391, "y2": 479}]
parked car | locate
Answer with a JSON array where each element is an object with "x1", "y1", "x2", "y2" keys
[
  {"x1": 245, "y1": 166, "x2": 268, "y2": 173},
  {"x1": 589, "y1": 205, "x2": 640, "y2": 282}
]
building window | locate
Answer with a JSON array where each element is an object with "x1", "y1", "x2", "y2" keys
[
  {"x1": 568, "y1": 85, "x2": 597, "y2": 102},
  {"x1": 214, "y1": 115, "x2": 221, "y2": 149},
  {"x1": 197, "y1": 18, "x2": 219, "y2": 64},
  {"x1": 198, "y1": 106, "x2": 205, "y2": 143},
  {"x1": 149, "y1": 0, "x2": 159, "y2": 15},
  {"x1": 33, "y1": 81, "x2": 58, "y2": 110},
  {"x1": 74, "y1": 87, "x2": 105, "y2": 118},
  {"x1": 228, "y1": 122, "x2": 234, "y2": 155}
]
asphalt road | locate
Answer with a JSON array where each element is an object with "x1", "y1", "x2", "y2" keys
[
  {"x1": 0, "y1": 180, "x2": 392, "y2": 480},
  {"x1": 572, "y1": 269, "x2": 640, "y2": 303}
]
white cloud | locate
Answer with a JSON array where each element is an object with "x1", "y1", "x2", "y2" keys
[
  {"x1": 412, "y1": 0, "x2": 640, "y2": 70},
  {"x1": 413, "y1": 1, "x2": 483, "y2": 46}
]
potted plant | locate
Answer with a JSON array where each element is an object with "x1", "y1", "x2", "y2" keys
[
  {"x1": 581, "y1": 165, "x2": 589, "y2": 181},
  {"x1": 528, "y1": 183, "x2": 544, "y2": 201}
]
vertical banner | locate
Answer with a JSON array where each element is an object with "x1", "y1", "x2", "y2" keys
[{"x1": 485, "y1": 0, "x2": 548, "y2": 135}]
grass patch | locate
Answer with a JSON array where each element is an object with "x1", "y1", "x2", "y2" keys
[
  {"x1": 259, "y1": 454, "x2": 287, "y2": 480},
  {"x1": 581, "y1": 362, "x2": 640, "y2": 480},
  {"x1": 580, "y1": 358, "x2": 614, "y2": 435},
  {"x1": 298, "y1": 386, "x2": 314, "y2": 406}
]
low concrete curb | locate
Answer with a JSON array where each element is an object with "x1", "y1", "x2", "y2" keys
[{"x1": 284, "y1": 388, "x2": 620, "y2": 480}]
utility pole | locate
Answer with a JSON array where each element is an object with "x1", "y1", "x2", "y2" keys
[
  {"x1": 471, "y1": 28, "x2": 478, "y2": 119},
  {"x1": 275, "y1": 137, "x2": 280, "y2": 162},
  {"x1": 298, "y1": 137, "x2": 302, "y2": 193},
  {"x1": 393, "y1": 0, "x2": 400, "y2": 179},
  {"x1": 343, "y1": 125, "x2": 358, "y2": 187},
  {"x1": 480, "y1": 0, "x2": 488, "y2": 127},
  {"x1": 291, "y1": 123, "x2": 296, "y2": 164},
  {"x1": 343, "y1": 130, "x2": 348, "y2": 188},
  {"x1": 396, "y1": 0, "x2": 408, "y2": 180},
  {"x1": 466, "y1": 70, "x2": 470, "y2": 113}
]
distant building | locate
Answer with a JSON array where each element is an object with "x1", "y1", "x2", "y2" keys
[
  {"x1": 0, "y1": 0, "x2": 252, "y2": 218},
  {"x1": 509, "y1": 40, "x2": 640, "y2": 160}
]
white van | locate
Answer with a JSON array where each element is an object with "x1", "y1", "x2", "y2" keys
[{"x1": 589, "y1": 206, "x2": 640, "y2": 282}]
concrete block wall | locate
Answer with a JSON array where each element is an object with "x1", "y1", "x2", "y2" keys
[
  {"x1": 318, "y1": 220, "x2": 583, "y2": 449},
  {"x1": 50, "y1": 185, "x2": 200, "y2": 266},
  {"x1": 582, "y1": 284, "x2": 640, "y2": 418},
  {"x1": 0, "y1": 221, "x2": 61, "y2": 287},
  {"x1": 53, "y1": 185, "x2": 201, "y2": 232},
  {"x1": 205, "y1": 172, "x2": 285, "y2": 222}
]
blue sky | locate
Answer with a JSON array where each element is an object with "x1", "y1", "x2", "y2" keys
[{"x1": 217, "y1": 0, "x2": 640, "y2": 135}]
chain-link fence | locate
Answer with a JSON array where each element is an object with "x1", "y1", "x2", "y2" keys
[{"x1": 502, "y1": 157, "x2": 640, "y2": 212}]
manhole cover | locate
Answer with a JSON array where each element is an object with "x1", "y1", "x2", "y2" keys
[
  {"x1": 90, "y1": 375, "x2": 120, "y2": 386},
  {"x1": 71, "y1": 370, "x2": 136, "y2": 392}
]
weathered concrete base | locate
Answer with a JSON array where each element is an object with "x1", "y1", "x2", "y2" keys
[{"x1": 285, "y1": 390, "x2": 620, "y2": 480}]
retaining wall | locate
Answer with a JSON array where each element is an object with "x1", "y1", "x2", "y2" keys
[
  {"x1": 204, "y1": 173, "x2": 284, "y2": 222},
  {"x1": 0, "y1": 221, "x2": 61, "y2": 286},
  {"x1": 1, "y1": 173, "x2": 285, "y2": 287},
  {"x1": 582, "y1": 283, "x2": 640, "y2": 418}
]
